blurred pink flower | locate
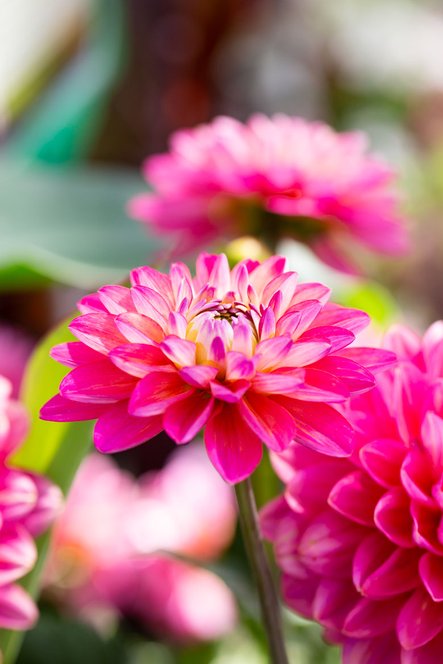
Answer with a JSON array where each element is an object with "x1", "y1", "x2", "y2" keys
[
  {"x1": 262, "y1": 322, "x2": 443, "y2": 664},
  {"x1": 45, "y1": 445, "x2": 237, "y2": 642},
  {"x1": 41, "y1": 253, "x2": 394, "y2": 483},
  {"x1": 0, "y1": 325, "x2": 33, "y2": 398},
  {"x1": 129, "y1": 114, "x2": 408, "y2": 272},
  {"x1": 0, "y1": 376, "x2": 62, "y2": 631}
]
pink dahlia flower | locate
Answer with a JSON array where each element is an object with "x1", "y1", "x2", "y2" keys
[
  {"x1": 129, "y1": 114, "x2": 408, "y2": 272},
  {"x1": 40, "y1": 253, "x2": 394, "y2": 483},
  {"x1": 262, "y1": 322, "x2": 443, "y2": 664},
  {"x1": 45, "y1": 446, "x2": 237, "y2": 642},
  {"x1": 0, "y1": 376, "x2": 62, "y2": 631}
]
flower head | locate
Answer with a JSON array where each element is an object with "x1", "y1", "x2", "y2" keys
[
  {"x1": 129, "y1": 115, "x2": 408, "y2": 272},
  {"x1": 0, "y1": 376, "x2": 62, "y2": 631},
  {"x1": 262, "y1": 322, "x2": 443, "y2": 663},
  {"x1": 41, "y1": 254, "x2": 393, "y2": 483}
]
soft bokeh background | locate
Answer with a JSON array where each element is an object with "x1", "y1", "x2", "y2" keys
[{"x1": 1, "y1": 1, "x2": 443, "y2": 662}]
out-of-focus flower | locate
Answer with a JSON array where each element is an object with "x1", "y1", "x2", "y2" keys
[
  {"x1": 0, "y1": 376, "x2": 62, "y2": 631},
  {"x1": 262, "y1": 322, "x2": 443, "y2": 663},
  {"x1": 0, "y1": 325, "x2": 33, "y2": 398},
  {"x1": 129, "y1": 115, "x2": 408, "y2": 272},
  {"x1": 41, "y1": 253, "x2": 394, "y2": 483},
  {"x1": 45, "y1": 445, "x2": 237, "y2": 642}
]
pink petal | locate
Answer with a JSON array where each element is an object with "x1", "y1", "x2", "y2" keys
[
  {"x1": 179, "y1": 365, "x2": 219, "y2": 388},
  {"x1": 60, "y1": 361, "x2": 137, "y2": 403},
  {"x1": 344, "y1": 596, "x2": 404, "y2": 638},
  {"x1": 300, "y1": 325, "x2": 355, "y2": 353},
  {"x1": 397, "y1": 587, "x2": 443, "y2": 649},
  {"x1": 160, "y1": 336, "x2": 196, "y2": 367},
  {"x1": 204, "y1": 404, "x2": 263, "y2": 483},
  {"x1": 130, "y1": 265, "x2": 174, "y2": 303},
  {"x1": 328, "y1": 470, "x2": 382, "y2": 526},
  {"x1": 374, "y1": 487, "x2": 414, "y2": 547},
  {"x1": 285, "y1": 459, "x2": 347, "y2": 514},
  {"x1": 114, "y1": 312, "x2": 164, "y2": 344},
  {"x1": 281, "y1": 573, "x2": 317, "y2": 620},
  {"x1": 129, "y1": 371, "x2": 191, "y2": 416},
  {"x1": 295, "y1": 369, "x2": 350, "y2": 402},
  {"x1": 69, "y1": 314, "x2": 126, "y2": 354},
  {"x1": 421, "y1": 412, "x2": 443, "y2": 472},
  {"x1": 94, "y1": 401, "x2": 163, "y2": 453},
  {"x1": 282, "y1": 398, "x2": 354, "y2": 457},
  {"x1": 383, "y1": 324, "x2": 421, "y2": 361},
  {"x1": 343, "y1": 634, "x2": 401, "y2": 664},
  {"x1": 298, "y1": 510, "x2": 365, "y2": 577},
  {"x1": 259, "y1": 495, "x2": 293, "y2": 540},
  {"x1": 210, "y1": 380, "x2": 250, "y2": 403},
  {"x1": 40, "y1": 394, "x2": 108, "y2": 422},
  {"x1": 131, "y1": 285, "x2": 171, "y2": 321},
  {"x1": 77, "y1": 293, "x2": 107, "y2": 314},
  {"x1": 50, "y1": 342, "x2": 103, "y2": 367},
  {"x1": 164, "y1": 392, "x2": 214, "y2": 443},
  {"x1": 252, "y1": 371, "x2": 304, "y2": 395},
  {"x1": 353, "y1": 532, "x2": 419, "y2": 598},
  {"x1": 276, "y1": 300, "x2": 323, "y2": 339},
  {"x1": 401, "y1": 631, "x2": 443, "y2": 664},
  {"x1": 313, "y1": 578, "x2": 359, "y2": 631},
  {"x1": 359, "y1": 438, "x2": 406, "y2": 489},
  {"x1": 310, "y1": 356, "x2": 375, "y2": 394},
  {"x1": 254, "y1": 337, "x2": 292, "y2": 371},
  {"x1": 0, "y1": 526, "x2": 36, "y2": 585},
  {"x1": 238, "y1": 393, "x2": 297, "y2": 452},
  {"x1": 283, "y1": 340, "x2": 332, "y2": 367},
  {"x1": 339, "y1": 347, "x2": 397, "y2": 373},
  {"x1": 419, "y1": 553, "x2": 443, "y2": 601},
  {"x1": 289, "y1": 282, "x2": 331, "y2": 307},
  {"x1": 225, "y1": 352, "x2": 256, "y2": 381},
  {"x1": 109, "y1": 344, "x2": 172, "y2": 378},
  {"x1": 0, "y1": 584, "x2": 38, "y2": 630},
  {"x1": 313, "y1": 303, "x2": 370, "y2": 334},
  {"x1": 97, "y1": 285, "x2": 135, "y2": 314}
]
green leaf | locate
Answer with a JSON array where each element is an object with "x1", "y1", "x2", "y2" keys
[
  {"x1": 0, "y1": 161, "x2": 161, "y2": 290},
  {"x1": 0, "y1": 317, "x2": 94, "y2": 663}
]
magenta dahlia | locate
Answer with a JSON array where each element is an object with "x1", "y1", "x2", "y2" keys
[
  {"x1": 129, "y1": 114, "x2": 408, "y2": 272},
  {"x1": 0, "y1": 376, "x2": 62, "y2": 631},
  {"x1": 262, "y1": 322, "x2": 443, "y2": 664},
  {"x1": 40, "y1": 253, "x2": 392, "y2": 484}
]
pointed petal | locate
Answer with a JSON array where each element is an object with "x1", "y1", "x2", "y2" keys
[
  {"x1": 164, "y1": 392, "x2": 214, "y2": 443},
  {"x1": 114, "y1": 312, "x2": 164, "y2": 344},
  {"x1": 60, "y1": 361, "x2": 137, "y2": 403},
  {"x1": 0, "y1": 584, "x2": 38, "y2": 630},
  {"x1": 40, "y1": 394, "x2": 107, "y2": 422},
  {"x1": 69, "y1": 314, "x2": 126, "y2": 354},
  {"x1": 204, "y1": 404, "x2": 262, "y2": 483},
  {"x1": 239, "y1": 394, "x2": 297, "y2": 452},
  {"x1": 129, "y1": 372, "x2": 191, "y2": 416},
  {"x1": 282, "y1": 398, "x2": 354, "y2": 457},
  {"x1": 50, "y1": 342, "x2": 103, "y2": 368},
  {"x1": 109, "y1": 344, "x2": 172, "y2": 378},
  {"x1": 94, "y1": 402, "x2": 163, "y2": 452},
  {"x1": 397, "y1": 587, "x2": 443, "y2": 649}
]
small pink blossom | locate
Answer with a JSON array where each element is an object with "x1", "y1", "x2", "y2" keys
[
  {"x1": 41, "y1": 253, "x2": 394, "y2": 483},
  {"x1": 0, "y1": 377, "x2": 62, "y2": 631},
  {"x1": 262, "y1": 322, "x2": 443, "y2": 664},
  {"x1": 129, "y1": 115, "x2": 408, "y2": 272},
  {"x1": 45, "y1": 446, "x2": 237, "y2": 642}
]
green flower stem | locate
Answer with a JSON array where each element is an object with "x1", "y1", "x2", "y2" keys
[{"x1": 235, "y1": 477, "x2": 289, "y2": 664}]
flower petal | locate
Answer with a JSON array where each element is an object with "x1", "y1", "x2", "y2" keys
[
  {"x1": 204, "y1": 404, "x2": 262, "y2": 483},
  {"x1": 94, "y1": 402, "x2": 163, "y2": 452},
  {"x1": 164, "y1": 392, "x2": 214, "y2": 443},
  {"x1": 239, "y1": 394, "x2": 297, "y2": 452},
  {"x1": 129, "y1": 372, "x2": 191, "y2": 416},
  {"x1": 60, "y1": 361, "x2": 137, "y2": 403}
]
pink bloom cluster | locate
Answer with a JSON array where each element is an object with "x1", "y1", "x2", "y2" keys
[
  {"x1": 41, "y1": 254, "x2": 394, "y2": 483},
  {"x1": 129, "y1": 114, "x2": 408, "y2": 272},
  {"x1": 44, "y1": 446, "x2": 237, "y2": 642},
  {"x1": 262, "y1": 322, "x2": 443, "y2": 664},
  {"x1": 0, "y1": 376, "x2": 61, "y2": 631}
]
